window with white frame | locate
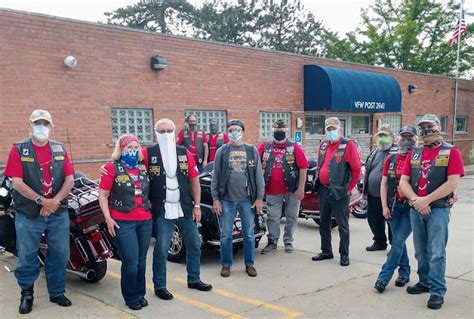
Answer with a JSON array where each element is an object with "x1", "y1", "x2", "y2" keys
[
  {"x1": 305, "y1": 114, "x2": 325, "y2": 138},
  {"x1": 185, "y1": 110, "x2": 227, "y2": 133},
  {"x1": 382, "y1": 115, "x2": 401, "y2": 133},
  {"x1": 260, "y1": 112, "x2": 291, "y2": 139},
  {"x1": 111, "y1": 108, "x2": 153, "y2": 143},
  {"x1": 455, "y1": 116, "x2": 468, "y2": 133},
  {"x1": 415, "y1": 115, "x2": 423, "y2": 134},
  {"x1": 440, "y1": 116, "x2": 448, "y2": 133},
  {"x1": 351, "y1": 115, "x2": 370, "y2": 135}
]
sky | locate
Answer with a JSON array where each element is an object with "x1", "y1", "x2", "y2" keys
[{"x1": 1, "y1": 0, "x2": 472, "y2": 35}]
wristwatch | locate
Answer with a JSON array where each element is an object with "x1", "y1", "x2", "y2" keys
[{"x1": 35, "y1": 195, "x2": 44, "y2": 205}]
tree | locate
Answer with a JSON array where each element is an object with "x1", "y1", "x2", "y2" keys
[
  {"x1": 104, "y1": 0, "x2": 195, "y2": 35},
  {"x1": 325, "y1": 0, "x2": 473, "y2": 77}
]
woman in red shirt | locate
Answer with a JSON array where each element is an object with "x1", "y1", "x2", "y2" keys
[{"x1": 98, "y1": 134, "x2": 152, "y2": 311}]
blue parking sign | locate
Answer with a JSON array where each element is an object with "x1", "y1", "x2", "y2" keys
[{"x1": 294, "y1": 131, "x2": 302, "y2": 147}]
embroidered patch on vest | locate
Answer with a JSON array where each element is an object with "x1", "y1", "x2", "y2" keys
[
  {"x1": 178, "y1": 155, "x2": 187, "y2": 162},
  {"x1": 179, "y1": 162, "x2": 189, "y2": 170},
  {"x1": 52, "y1": 144, "x2": 63, "y2": 153},
  {"x1": 21, "y1": 156, "x2": 34, "y2": 163},
  {"x1": 54, "y1": 155, "x2": 65, "y2": 161},
  {"x1": 150, "y1": 166, "x2": 160, "y2": 175},
  {"x1": 116, "y1": 175, "x2": 130, "y2": 183},
  {"x1": 22, "y1": 148, "x2": 29, "y2": 156},
  {"x1": 151, "y1": 156, "x2": 158, "y2": 164},
  {"x1": 434, "y1": 156, "x2": 449, "y2": 167}
]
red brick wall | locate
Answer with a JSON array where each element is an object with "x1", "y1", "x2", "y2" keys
[{"x1": 1, "y1": 8, "x2": 473, "y2": 176}]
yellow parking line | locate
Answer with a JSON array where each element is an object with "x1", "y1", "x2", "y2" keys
[
  {"x1": 174, "y1": 277, "x2": 303, "y2": 318},
  {"x1": 107, "y1": 271, "x2": 245, "y2": 319}
]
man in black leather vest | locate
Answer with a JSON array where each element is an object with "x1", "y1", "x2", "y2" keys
[
  {"x1": 148, "y1": 118, "x2": 212, "y2": 301},
  {"x1": 311, "y1": 117, "x2": 361, "y2": 267},
  {"x1": 4, "y1": 110, "x2": 74, "y2": 314},
  {"x1": 177, "y1": 115, "x2": 209, "y2": 173},
  {"x1": 400, "y1": 114, "x2": 464, "y2": 310}
]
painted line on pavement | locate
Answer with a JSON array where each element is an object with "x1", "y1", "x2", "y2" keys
[
  {"x1": 107, "y1": 271, "x2": 245, "y2": 319},
  {"x1": 174, "y1": 277, "x2": 303, "y2": 318}
]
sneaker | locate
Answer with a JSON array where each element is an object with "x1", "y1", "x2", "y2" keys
[
  {"x1": 284, "y1": 243, "x2": 294, "y2": 253},
  {"x1": 261, "y1": 242, "x2": 277, "y2": 254},
  {"x1": 220, "y1": 266, "x2": 230, "y2": 278},
  {"x1": 245, "y1": 266, "x2": 257, "y2": 277}
]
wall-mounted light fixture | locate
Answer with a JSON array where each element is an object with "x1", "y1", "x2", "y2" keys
[
  {"x1": 64, "y1": 56, "x2": 77, "y2": 68},
  {"x1": 150, "y1": 55, "x2": 167, "y2": 71},
  {"x1": 408, "y1": 84, "x2": 418, "y2": 93}
]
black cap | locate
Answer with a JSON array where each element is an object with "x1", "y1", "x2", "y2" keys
[
  {"x1": 399, "y1": 125, "x2": 417, "y2": 135},
  {"x1": 227, "y1": 119, "x2": 245, "y2": 131}
]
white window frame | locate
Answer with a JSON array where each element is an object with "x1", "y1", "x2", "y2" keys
[
  {"x1": 350, "y1": 115, "x2": 371, "y2": 135},
  {"x1": 440, "y1": 115, "x2": 448, "y2": 134},
  {"x1": 185, "y1": 110, "x2": 227, "y2": 133},
  {"x1": 455, "y1": 116, "x2": 468, "y2": 133},
  {"x1": 382, "y1": 115, "x2": 401, "y2": 133},
  {"x1": 259, "y1": 112, "x2": 292, "y2": 139},
  {"x1": 111, "y1": 108, "x2": 154, "y2": 144}
]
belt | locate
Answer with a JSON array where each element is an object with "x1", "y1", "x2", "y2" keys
[
  {"x1": 396, "y1": 198, "x2": 409, "y2": 205},
  {"x1": 321, "y1": 184, "x2": 330, "y2": 189}
]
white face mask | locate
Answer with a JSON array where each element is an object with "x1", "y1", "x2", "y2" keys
[
  {"x1": 156, "y1": 131, "x2": 177, "y2": 177},
  {"x1": 32, "y1": 125, "x2": 50, "y2": 142}
]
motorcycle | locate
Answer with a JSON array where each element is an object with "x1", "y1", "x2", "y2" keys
[{"x1": 0, "y1": 172, "x2": 117, "y2": 283}]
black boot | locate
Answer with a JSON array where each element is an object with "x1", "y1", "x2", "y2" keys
[{"x1": 19, "y1": 285, "x2": 34, "y2": 314}]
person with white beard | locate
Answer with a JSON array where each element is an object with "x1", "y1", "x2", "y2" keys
[{"x1": 142, "y1": 118, "x2": 212, "y2": 301}]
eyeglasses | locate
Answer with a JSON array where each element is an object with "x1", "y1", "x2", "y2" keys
[{"x1": 156, "y1": 129, "x2": 174, "y2": 134}]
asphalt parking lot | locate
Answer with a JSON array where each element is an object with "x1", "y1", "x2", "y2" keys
[{"x1": 1, "y1": 176, "x2": 473, "y2": 318}]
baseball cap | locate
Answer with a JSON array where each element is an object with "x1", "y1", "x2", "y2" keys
[
  {"x1": 417, "y1": 114, "x2": 440, "y2": 126},
  {"x1": 325, "y1": 117, "x2": 340, "y2": 130},
  {"x1": 29, "y1": 109, "x2": 53, "y2": 126},
  {"x1": 227, "y1": 119, "x2": 245, "y2": 131},
  {"x1": 375, "y1": 124, "x2": 394, "y2": 136},
  {"x1": 399, "y1": 125, "x2": 417, "y2": 135},
  {"x1": 272, "y1": 119, "x2": 287, "y2": 129}
]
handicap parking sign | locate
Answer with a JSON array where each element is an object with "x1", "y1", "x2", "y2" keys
[{"x1": 294, "y1": 131, "x2": 302, "y2": 147}]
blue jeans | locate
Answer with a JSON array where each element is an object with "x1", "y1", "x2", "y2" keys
[
  {"x1": 115, "y1": 219, "x2": 152, "y2": 304},
  {"x1": 152, "y1": 216, "x2": 201, "y2": 289},
  {"x1": 14, "y1": 210, "x2": 69, "y2": 296},
  {"x1": 410, "y1": 207, "x2": 450, "y2": 297},
  {"x1": 377, "y1": 201, "x2": 411, "y2": 284},
  {"x1": 220, "y1": 199, "x2": 255, "y2": 268}
]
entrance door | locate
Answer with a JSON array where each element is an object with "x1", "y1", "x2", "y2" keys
[{"x1": 339, "y1": 119, "x2": 347, "y2": 137}]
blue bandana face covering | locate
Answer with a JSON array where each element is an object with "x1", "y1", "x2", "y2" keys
[{"x1": 121, "y1": 149, "x2": 139, "y2": 168}]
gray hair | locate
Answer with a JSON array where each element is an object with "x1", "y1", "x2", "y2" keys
[{"x1": 154, "y1": 118, "x2": 176, "y2": 131}]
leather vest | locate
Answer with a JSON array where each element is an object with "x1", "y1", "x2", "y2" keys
[
  {"x1": 110, "y1": 161, "x2": 150, "y2": 213},
  {"x1": 363, "y1": 145, "x2": 397, "y2": 194},
  {"x1": 386, "y1": 154, "x2": 399, "y2": 209},
  {"x1": 147, "y1": 144, "x2": 194, "y2": 218},
  {"x1": 208, "y1": 132, "x2": 225, "y2": 150},
  {"x1": 316, "y1": 138, "x2": 352, "y2": 200},
  {"x1": 12, "y1": 138, "x2": 67, "y2": 218},
  {"x1": 261, "y1": 141, "x2": 299, "y2": 192},
  {"x1": 182, "y1": 128, "x2": 205, "y2": 164},
  {"x1": 410, "y1": 142, "x2": 453, "y2": 208},
  {"x1": 217, "y1": 143, "x2": 258, "y2": 202}
]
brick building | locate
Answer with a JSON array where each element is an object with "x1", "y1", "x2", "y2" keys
[{"x1": 1, "y1": 9, "x2": 473, "y2": 178}]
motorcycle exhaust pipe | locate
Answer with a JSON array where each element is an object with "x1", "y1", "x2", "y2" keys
[{"x1": 66, "y1": 268, "x2": 96, "y2": 281}]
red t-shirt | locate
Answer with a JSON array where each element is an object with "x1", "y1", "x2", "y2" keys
[
  {"x1": 99, "y1": 162, "x2": 151, "y2": 221},
  {"x1": 177, "y1": 129, "x2": 208, "y2": 163},
  {"x1": 258, "y1": 141, "x2": 309, "y2": 195},
  {"x1": 401, "y1": 145, "x2": 464, "y2": 196},
  {"x1": 4, "y1": 143, "x2": 74, "y2": 198},
  {"x1": 317, "y1": 139, "x2": 361, "y2": 191},
  {"x1": 208, "y1": 133, "x2": 230, "y2": 162},
  {"x1": 383, "y1": 154, "x2": 407, "y2": 200},
  {"x1": 141, "y1": 147, "x2": 200, "y2": 180}
]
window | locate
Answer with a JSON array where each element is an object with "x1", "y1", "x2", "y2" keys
[
  {"x1": 185, "y1": 110, "x2": 227, "y2": 133},
  {"x1": 382, "y1": 115, "x2": 401, "y2": 133},
  {"x1": 455, "y1": 116, "x2": 468, "y2": 133},
  {"x1": 440, "y1": 116, "x2": 448, "y2": 133},
  {"x1": 351, "y1": 115, "x2": 370, "y2": 135},
  {"x1": 111, "y1": 108, "x2": 153, "y2": 143},
  {"x1": 260, "y1": 112, "x2": 291, "y2": 139},
  {"x1": 415, "y1": 115, "x2": 423, "y2": 134},
  {"x1": 305, "y1": 114, "x2": 325, "y2": 137}
]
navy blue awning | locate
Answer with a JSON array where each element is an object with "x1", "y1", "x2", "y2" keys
[{"x1": 304, "y1": 65, "x2": 401, "y2": 112}]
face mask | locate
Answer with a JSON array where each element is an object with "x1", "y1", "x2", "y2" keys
[
  {"x1": 273, "y1": 131, "x2": 286, "y2": 142},
  {"x1": 398, "y1": 138, "x2": 415, "y2": 155},
  {"x1": 228, "y1": 131, "x2": 242, "y2": 144},
  {"x1": 121, "y1": 149, "x2": 139, "y2": 169},
  {"x1": 210, "y1": 124, "x2": 218, "y2": 134},
  {"x1": 420, "y1": 128, "x2": 442, "y2": 147},
  {"x1": 32, "y1": 125, "x2": 50, "y2": 142},
  {"x1": 326, "y1": 130, "x2": 339, "y2": 141},
  {"x1": 377, "y1": 135, "x2": 391, "y2": 145},
  {"x1": 188, "y1": 124, "x2": 197, "y2": 130}
]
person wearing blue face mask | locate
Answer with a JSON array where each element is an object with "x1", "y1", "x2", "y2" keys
[
  {"x1": 98, "y1": 134, "x2": 152, "y2": 311},
  {"x1": 312, "y1": 117, "x2": 361, "y2": 267}
]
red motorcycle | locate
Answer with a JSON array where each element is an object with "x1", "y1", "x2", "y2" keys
[{"x1": 0, "y1": 173, "x2": 117, "y2": 283}]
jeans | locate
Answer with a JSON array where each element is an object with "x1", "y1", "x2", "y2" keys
[
  {"x1": 318, "y1": 187, "x2": 350, "y2": 256},
  {"x1": 115, "y1": 219, "x2": 152, "y2": 303},
  {"x1": 266, "y1": 192, "x2": 300, "y2": 244},
  {"x1": 377, "y1": 201, "x2": 411, "y2": 284},
  {"x1": 220, "y1": 199, "x2": 255, "y2": 268},
  {"x1": 410, "y1": 207, "x2": 450, "y2": 297},
  {"x1": 14, "y1": 210, "x2": 69, "y2": 296},
  {"x1": 152, "y1": 216, "x2": 201, "y2": 289},
  {"x1": 367, "y1": 195, "x2": 392, "y2": 247}
]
